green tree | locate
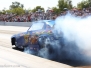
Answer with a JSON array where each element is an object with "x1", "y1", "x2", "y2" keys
[
  {"x1": 5, "y1": 10, "x2": 12, "y2": 14},
  {"x1": 10, "y1": 1, "x2": 24, "y2": 9},
  {"x1": 32, "y1": 6, "x2": 44, "y2": 12},
  {"x1": 77, "y1": 0, "x2": 89, "y2": 9},
  {"x1": 88, "y1": 0, "x2": 91, "y2": 7},
  {"x1": 11, "y1": 7, "x2": 25, "y2": 15},
  {"x1": 9, "y1": 1, "x2": 25, "y2": 15},
  {"x1": 0, "y1": 11, "x2": 3, "y2": 14},
  {"x1": 58, "y1": 0, "x2": 72, "y2": 12},
  {"x1": 26, "y1": 9, "x2": 32, "y2": 13},
  {"x1": 1, "y1": 8, "x2": 6, "y2": 14},
  {"x1": 52, "y1": 7, "x2": 60, "y2": 14}
]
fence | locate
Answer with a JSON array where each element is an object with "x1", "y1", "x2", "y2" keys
[{"x1": 0, "y1": 22, "x2": 32, "y2": 27}]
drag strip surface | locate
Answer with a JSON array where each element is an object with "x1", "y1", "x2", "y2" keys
[
  {"x1": 0, "y1": 25, "x2": 28, "y2": 34},
  {"x1": 0, "y1": 33, "x2": 12, "y2": 48},
  {"x1": 0, "y1": 46, "x2": 73, "y2": 68},
  {"x1": 0, "y1": 30, "x2": 21, "y2": 34},
  {"x1": 0, "y1": 26, "x2": 28, "y2": 48}
]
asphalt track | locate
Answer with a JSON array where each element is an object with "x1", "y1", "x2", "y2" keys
[{"x1": 0, "y1": 26, "x2": 90, "y2": 68}]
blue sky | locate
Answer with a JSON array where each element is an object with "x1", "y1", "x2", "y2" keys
[{"x1": 0, "y1": 0, "x2": 83, "y2": 10}]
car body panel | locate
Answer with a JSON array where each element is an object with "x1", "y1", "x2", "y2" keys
[{"x1": 11, "y1": 20, "x2": 55, "y2": 49}]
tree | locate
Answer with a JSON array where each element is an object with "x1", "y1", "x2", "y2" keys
[
  {"x1": 5, "y1": 10, "x2": 12, "y2": 14},
  {"x1": 9, "y1": 1, "x2": 25, "y2": 15},
  {"x1": 77, "y1": 0, "x2": 89, "y2": 9},
  {"x1": 11, "y1": 7, "x2": 25, "y2": 15},
  {"x1": 58, "y1": 0, "x2": 72, "y2": 12},
  {"x1": 88, "y1": 0, "x2": 91, "y2": 7},
  {"x1": 68, "y1": 0, "x2": 72, "y2": 9},
  {"x1": 0, "y1": 11, "x2": 3, "y2": 14},
  {"x1": 32, "y1": 6, "x2": 44, "y2": 12},
  {"x1": 52, "y1": 7, "x2": 60, "y2": 14},
  {"x1": 10, "y1": 1, "x2": 24, "y2": 9},
  {"x1": 26, "y1": 8, "x2": 32, "y2": 13}
]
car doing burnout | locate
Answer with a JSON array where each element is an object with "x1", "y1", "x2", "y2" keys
[{"x1": 11, "y1": 20, "x2": 56, "y2": 53}]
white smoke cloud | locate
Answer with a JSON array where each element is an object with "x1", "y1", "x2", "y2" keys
[
  {"x1": 55, "y1": 13, "x2": 91, "y2": 54},
  {"x1": 24, "y1": 13, "x2": 91, "y2": 66}
]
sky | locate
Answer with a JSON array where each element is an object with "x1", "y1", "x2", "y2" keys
[{"x1": 0, "y1": 0, "x2": 83, "y2": 10}]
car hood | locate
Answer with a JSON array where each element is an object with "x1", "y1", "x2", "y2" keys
[{"x1": 11, "y1": 31, "x2": 31, "y2": 38}]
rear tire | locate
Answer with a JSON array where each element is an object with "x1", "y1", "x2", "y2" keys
[{"x1": 12, "y1": 42, "x2": 24, "y2": 51}]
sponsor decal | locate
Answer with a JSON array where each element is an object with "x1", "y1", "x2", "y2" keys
[
  {"x1": 48, "y1": 30, "x2": 52, "y2": 34},
  {"x1": 29, "y1": 35, "x2": 38, "y2": 44},
  {"x1": 24, "y1": 35, "x2": 29, "y2": 43}
]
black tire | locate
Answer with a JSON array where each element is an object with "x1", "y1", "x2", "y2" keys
[{"x1": 14, "y1": 41, "x2": 24, "y2": 51}]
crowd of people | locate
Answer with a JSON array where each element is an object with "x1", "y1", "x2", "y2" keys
[
  {"x1": 0, "y1": 8, "x2": 91, "y2": 22},
  {"x1": 0, "y1": 10, "x2": 57, "y2": 22},
  {"x1": 61, "y1": 8, "x2": 91, "y2": 17}
]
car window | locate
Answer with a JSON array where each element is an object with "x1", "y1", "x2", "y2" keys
[{"x1": 28, "y1": 22, "x2": 44, "y2": 31}]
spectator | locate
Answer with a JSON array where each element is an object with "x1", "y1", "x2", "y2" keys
[{"x1": 1, "y1": 7, "x2": 91, "y2": 22}]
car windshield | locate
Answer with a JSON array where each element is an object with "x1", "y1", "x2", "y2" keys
[{"x1": 28, "y1": 22, "x2": 44, "y2": 31}]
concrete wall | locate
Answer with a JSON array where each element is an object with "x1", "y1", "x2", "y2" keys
[
  {"x1": 0, "y1": 22, "x2": 32, "y2": 27},
  {"x1": 0, "y1": 22, "x2": 5, "y2": 25}
]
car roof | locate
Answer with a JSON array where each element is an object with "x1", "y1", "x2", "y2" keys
[
  {"x1": 33, "y1": 20, "x2": 55, "y2": 27},
  {"x1": 35, "y1": 20, "x2": 54, "y2": 22},
  {"x1": 44, "y1": 20, "x2": 55, "y2": 27}
]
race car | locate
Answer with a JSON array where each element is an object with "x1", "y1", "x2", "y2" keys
[
  {"x1": 11, "y1": 20, "x2": 87, "y2": 66},
  {"x1": 11, "y1": 20, "x2": 55, "y2": 52}
]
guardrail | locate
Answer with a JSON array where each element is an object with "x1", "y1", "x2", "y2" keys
[{"x1": 0, "y1": 22, "x2": 32, "y2": 27}]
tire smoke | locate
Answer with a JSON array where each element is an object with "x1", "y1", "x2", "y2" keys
[
  {"x1": 38, "y1": 13, "x2": 91, "y2": 66},
  {"x1": 24, "y1": 14, "x2": 91, "y2": 66}
]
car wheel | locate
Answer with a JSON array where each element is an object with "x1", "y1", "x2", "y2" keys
[{"x1": 14, "y1": 41, "x2": 24, "y2": 50}]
